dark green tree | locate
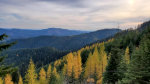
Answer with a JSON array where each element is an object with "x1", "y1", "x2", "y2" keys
[
  {"x1": 103, "y1": 45, "x2": 123, "y2": 84},
  {"x1": 0, "y1": 34, "x2": 16, "y2": 77},
  {"x1": 122, "y1": 27, "x2": 150, "y2": 84}
]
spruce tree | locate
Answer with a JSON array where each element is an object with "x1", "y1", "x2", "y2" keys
[
  {"x1": 103, "y1": 46, "x2": 122, "y2": 84},
  {"x1": 123, "y1": 28, "x2": 150, "y2": 84},
  {"x1": 0, "y1": 34, "x2": 16, "y2": 77},
  {"x1": 117, "y1": 47, "x2": 130, "y2": 83}
]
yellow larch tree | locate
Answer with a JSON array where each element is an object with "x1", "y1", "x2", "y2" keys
[
  {"x1": 77, "y1": 51, "x2": 82, "y2": 76},
  {"x1": 18, "y1": 75, "x2": 23, "y2": 84},
  {"x1": 124, "y1": 46, "x2": 130, "y2": 64},
  {"x1": 47, "y1": 64, "x2": 51, "y2": 80},
  {"x1": 52, "y1": 67, "x2": 60, "y2": 79},
  {"x1": 97, "y1": 43, "x2": 108, "y2": 84},
  {"x1": 62, "y1": 64, "x2": 67, "y2": 76},
  {"x1": 66, "y1": 53, "x2": 74, "y2": 77},
  {"x1": 73, "y1": 55, "x2": 78, "y2": 79},
  {"x1": 25, "y1": 59, "x2": 37, "y2": 84},
  {"x1": 4, "y1": 74, "x2": 14, "y2": 84},
  {"x1": 73, "y1": 51, "x2": 82, "y2": 79},
  {"x1": 54, "y1": 60, "x2": 61, "y2": 67},
  {"x1": 39, "y1": 67, "x2": 47, "y2": 84},
  {"x1": 84, "y1": 52, "x2": 94, "y2": 79},
  {"x1": 92, "y1": 47, "x2": 100, "y2": 76},
  {"x1": 0, "y1": 77, "x2": 3, "y2": 84}
]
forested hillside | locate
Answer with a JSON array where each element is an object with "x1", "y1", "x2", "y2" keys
[
  {"x1": 2, "y1": 47, "x2": 68, "y2": 76},
  {"x1": 1, "y1": 20, "x2": 150, "y2": 84},
  {"x1": 0, "y1": 28, "x2": 89, "y2": 39},
  {"x1": 8, "y1": 29, "x2": 120, "y2": 50},
  {"x1": 5, "y1": 20, "x2": 148, "y2": 84}
]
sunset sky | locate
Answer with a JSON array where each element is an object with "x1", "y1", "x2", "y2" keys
[{"x1": 0, "y1": 0, "x2": 150, "y2": 30}]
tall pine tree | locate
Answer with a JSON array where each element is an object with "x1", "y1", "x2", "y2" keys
[{"x1": 0, "y1": 34, "x2": 16, "y2": 77}]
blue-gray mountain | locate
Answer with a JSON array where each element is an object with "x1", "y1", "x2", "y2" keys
[
  {"x1": 0, "y1": 28, "x2": 89, "y2": 39},
  {"x1": 8, "y1": 29, "x2": 121, "y2": 50}
]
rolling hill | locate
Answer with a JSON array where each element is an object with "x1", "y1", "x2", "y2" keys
[
  {"x1": 0, "y1": 28, "x2": 89, "y2": 39},
  {"x1": 9, "y1": 29, "x2": 121, "y2": 50}
]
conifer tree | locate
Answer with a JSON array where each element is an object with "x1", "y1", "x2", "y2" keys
[
  {"x1": 123, "y1": 29, "x2": 150, "y2": 83},
  {"x1": 92, "y1": 47, "x2": 100, "y2": 80},
  {"x1": 97, "y1": 43, "x2": 108, "y2": 84},
  {"x1": 50, "y1": 67, "x2": 60, "y2": 84},
  {"x1": 66, "y1": 53, "x2": 74, "y2": 77},
  {"x1": 18, "y1": 75, "x2": 23, "y2": 84},
  {"x1": 0, "y1": 77, "x2": 3, "y2": 84},
  {"x1": 103, "y1": 46, "x2": 122, "y2": 84},
  {"x1": 84, "y1": 52, "x2": 94, "y2": 79},
  {"x1": 4, "y1": 74, "x2": 14, "y2": 84},
  {"x1": 73, "y1": 51, "x2": 82, "y2": 79},
  {"x1": 52, "y1": 67, "x2": 59, "y2": 79},
  {"x1": 114, "y1": 46, "x2": 130, "y2": 83},
  {"x1": 73, "y1": 55, "x2": 78, "y2": 79},
  {"x1": 0, "y1": 34, "x2": 16, "y2": 77},
  {"x1": 77, "y1": 51, "x2": 82, "y2": 77},
  {"x1": 47, "y1": 64, "x2": 51, "y2": 80},
  {"x1": 25, "y1": 59, "x2": 37, "y2": 84},
  {"x1": 62, "y1": 64, "x2": 67, "y2": 76},
  {"x1": 39, "y1": 67, "x2": 47, "y2": 84},
  {"x1": 124, "y1": 47, "x2": 130, "y2": 64}
]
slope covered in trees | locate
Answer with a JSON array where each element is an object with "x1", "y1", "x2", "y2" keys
[
  {"x1": 16, "y1": 20, "x2": 149, "y2": 84},
  {"x1": 8, "y1": 29, "x2": 120, "y2": 50},
  {"x1": 2, "y1": 20, "x2": 150, "y2": 84},
  {"x1": 2, "y1": 47, "x2": 68, "y2": 76}
]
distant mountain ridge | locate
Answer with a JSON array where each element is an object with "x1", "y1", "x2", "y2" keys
[
  {"x1": 0, "y1": 28, "x2": 89, "y2": 39},
  {"x1": 8, "y1": 28, "x2": 121, "y2": 50}
]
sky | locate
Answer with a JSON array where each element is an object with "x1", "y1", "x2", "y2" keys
[{"x1": 0, "y1": 0, "x2": 150, "y2": 30}]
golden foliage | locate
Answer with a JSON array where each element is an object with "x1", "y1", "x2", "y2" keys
[
  {"x1": 0, "y1": 77, "x2": 3, "y2": 84},
  {"x1": 39, "y1": 68, "x2": 46, "y2": 81},
  {"x1": 84, "y1": 52, "x2": 94, "y2": 78},
  {"x1": 47, "y1": 64, "x2": 51, "y2": 80},
  {"x1": 18, "y1": 75, "x2": 23, "y2": 84},
  {"x1": 125, "y1": 46, "x2": 130, "y2": 64},
  {"x1": 39, "y1": 67, "x2": 47, "y2": 84},
  {"x1": 4, "y1": 74, "x2": 13, "y2": 84},
  {"x1": 66, "y1": 53, "x2": 74, "y2": 77},
  {"x1": 25, "y1": 59, "x2": 37, "y2": 84},
  {"x1": 52, "y1": 67, "x2": 60, "y2": 79}
]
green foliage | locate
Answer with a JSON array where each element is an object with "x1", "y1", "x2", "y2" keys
[
  {"x1": 0, "y1": 34, "x2": 16, "y2": 77},
  {"x1": 122, "y1": 26, "x2": 150, "y2": 84},
  {"x1": 103, "y1": 46, "x2": 123, "y2": 84},
  {"x1": 2, "y1": 47, "x2": 68, "y2": 76},
  {"x1": 9, "y1": 29, "x2": 120, "y2": 50}
]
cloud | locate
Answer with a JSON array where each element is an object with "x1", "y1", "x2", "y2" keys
[{"x1": 0, "y1": 0, "x2": 150, "y2": 30}]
